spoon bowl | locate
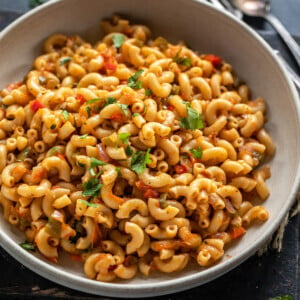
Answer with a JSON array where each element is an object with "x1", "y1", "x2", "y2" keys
[
  {"x1": 233, "y1": 0, "x2": 270, "y2": 17},
  {"x1": 232, "y1": 0, "x2": 300, "y2": 68}
]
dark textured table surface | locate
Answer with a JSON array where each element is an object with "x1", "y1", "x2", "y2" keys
[{"x1": 0, "y1": 0, "x2": 300, "y2": 299}]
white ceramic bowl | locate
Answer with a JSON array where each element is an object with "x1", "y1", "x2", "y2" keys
[{"x1": 0, "y1": 0, "x2": 300, "y2": 297}]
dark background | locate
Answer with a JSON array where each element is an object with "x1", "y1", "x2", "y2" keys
[{"x1": 0, "y1": 0, "x2": 300, "y2": 299}]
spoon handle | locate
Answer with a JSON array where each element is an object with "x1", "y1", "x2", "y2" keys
[{"x1": 265, "y1": 13, "x2": 300, "y2": 69}]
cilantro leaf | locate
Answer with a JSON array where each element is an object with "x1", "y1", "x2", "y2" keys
[
  {"x1": 59, "y1": 57, "x2": 72, "y2": 65},
  {"x1": 20, "y1": 242, "x2": 35, "y2": 251},
  {"x1": 125, "y1": 146, "x2": 133, "y2": 156},
  {"x1": 86, "y1": 106, "x2": 91, "y2": 117},
  {"x1": 115, "y1": 167, "x2": 121, "y2": 177},
  {"x1": 50, "y1": 124, "x2": 56, "y2": 130},
  {"x1": 82, "y1": 177, "x2": 102, "y2": 197},
  {"x1": 119, "y1": 104, "x2": 129, "y2": 116},
  {"x1": 78, "y1": 199, "x2": 100, "y2": 208},
  {"x1": 49, "y1": 146, "x2": 61, "y2": 156},
  {"x1": 128, "y1": 69, "x2": 144, "y2": 90},
  {"x1": 180, "y1": 106, "x2": 203, "y2": 130},
  {"x1": 61, "y1": 109, "x2": 69, "y2": 120},
  {"x1": 190, "y1": 146, "x2": 203, "y2": 159},
  {"x1": 90, "y1": 157, "x2": 107, "y2": 168},
  {"x1": 106, "y1": 97, "x2": 117, "y2": 105},
  {"x1": 118, "y1": 132, "x2": 131, "y2": 144},
  {"x1": 130, "y1": 149, "x2": 151, "y2": 174},
  {"x1": 80, "y1": 134, "x2": 89, "y2": 139},
  {"x1": 145, "y1": 89, "x2": 152, "y2": 96},
  {"x1": 86, "y1": 98, "x2": 101, "y2": 104},
  {"x1": 132, "y1": 113, "x2": 140, "y2": 118},
  {"x1": 173, "y1": 48, "x2": 191, "y2": 67},
  {"x1": 112, "y1": 33, "x2": 126, "y2": 48}
]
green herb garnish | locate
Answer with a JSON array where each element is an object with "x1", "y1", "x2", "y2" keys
[
  {"x1": 16, "y1": 147, "x2": 30, "y2": 162},
  {"x1": 79, "y1": 199, "x2": 100, "y2": 208},
  {"x1": 115, "y1": 167, "x2": 121, "y2": 177},
  {"x1": 190, "y1": 147, "x2": 203, "y2": 159},
  {"x1": 90, "y1": 157, "x2": 107, "y2": 168},
  {"x1": 132, "y1": 113, "x2": 140, "y2": 118},
  {"x1": 20, "y1": 242, "x2": 35, "y2": 251},
  {"x1": 112, "y1": 33, "x2": 126, "y2": 48},
  {"x1": 180, "y1": 106, "x2": 203, "y2": 130},
  {"x1": 50, "y1": 124, "x2": 56, "y2": 130},
  {"x1": 145, "y1": 89, "x2": 152, "y2": 96},
  {"x1": 80, "y1": 134, "x2": 89, "y2": 139},
  {"x1": 119, "y1": 104, "x2": 129, "y2": 116},
  {"x1": 125, "y1": 146, "x2": 133, "y2": 156},
  {"x1": 128, "y1": 69, "x2": 144, "y2": 90},
  {"x1": 86, "y1": 98, "x2": 101, "y2": 104},
  {"x1": 118, "y1": 132, "x2": 131, "y2": 144},
  {"x1": 86, "y1": 106, "x2": 91, "y2": 117},
  {"x1": 61, "y1": 109, "x2": 69, "y2": 120},
  {"x1": 49, "y1": 146, "x2": 61, "y2": 156},
  {"x1": 82, "y1": 177, "x2": 102, "y2": 197},
  {"x1": 173, "y1": 48, "x2": 191, "y2": 67},
  {"x1": 59, "y1": 57, "x2": 72, "y2": 65},
  {"x1": 130, "y1": 149, "x2": 151, "y2": 174}
]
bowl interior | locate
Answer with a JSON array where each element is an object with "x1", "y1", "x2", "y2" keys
[{"x1": 0, "y1": 0, "x2": 300, "y2": 297}]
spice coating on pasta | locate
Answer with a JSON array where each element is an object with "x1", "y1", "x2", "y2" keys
[{"x1": 0, "y1": 15, "x2": 275, "y2": 281}]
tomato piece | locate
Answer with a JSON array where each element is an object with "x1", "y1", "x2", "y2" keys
[
  {"x1": 204, "y1": 54, "x2": 222, "y2": 68},
  {"x1": 167, "y1": 105, "x2": 175, "y2": 111},
  {"x1": 110, "y1": 112, "x2": 124, "y2": 122},
  {"x1": 104, "y1": 61, "x2": 117, "y2": 72},
  {"x1": 174, "y1": 164, "x2": 188, "y2": 174},
  {"x1": 143, "y1": 188, "x2": 159, "y2": 199},
  {"x1": 230, "y1": 227, "x2": 246, "y2": 239},
  {"x1": 57, "y1": 154, "x2": 65, "y2": 160},
  {"x1": 75, "y1": 94, "x2": 87, "y2": 105},
  {"x1": 30, "y1": 100, "x2": 44, "y2": 112},
  {"x1": 136, "y1": 180, "x2": 151, "y2": 190}
]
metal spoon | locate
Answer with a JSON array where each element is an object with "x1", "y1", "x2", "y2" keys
[{"x1": 232, "y1": 0, "x2": 300, "y2": 68}]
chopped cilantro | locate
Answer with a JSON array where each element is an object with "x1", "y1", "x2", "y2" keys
[
  {"x1": 125, "y1": 146, "x2": 133, "y2": 156},
  {"x1": 20, "y1": 242, "x2": 35, "y2": 251},
  {"x1": 78, "y1": 199, "x2": 100, "y2": 208},
  {"x1": 190, "y1": 147, "x2": 203, "y2": 159},
  {"x1": 128, "y1": 69, "x2": 144, "y2": 89},
  {"x1": 61, "y1": 109, "x2": 69, "y2": 120},
  {"x1": 106, "y1": 97, "x2": 117, "y2": 105},
  {"x1": 59, "y1": 57, "x2": 72, "y2": 65},
  {"x1": 115, "y1": 167, "x2": 121, "y2": 177},
  {"x1": 132, "y1": 113, "x2": 140, "y2": 118},
  {"x1": 269, "y1": 296, "x2": 293, "y2": 300},
  {"x1": 118, "y1": 132, "x2": 131, "y2": 144},
  {"x1": 80, "y1": 134, "x2": 89, "y2": 139},
  {"x1": 78, "y1": 162, "x2": 85, "y2": 167},
  {"x1": 112, "y1": 33, "x2": 126, "y2": 48},
  {"x1": 86, "y1": 106, "x2": 91, "y2": 117},
  {"x1": 173, "y1": 48, "x2": 191, "y2": 67},
  {"x1": 90, "y1": 157, "x2": 107, "y2": 168},
  {"x1": 82, "y1": 177, "x2": 102, "y2": 198},
  {"x1": 16, "y1": 147, "x2": 30, "y2": 162},
  {"x1": 119, "y1": 104, "x2": 129, "y2": 116},
  {"x1": 130, "y1": 149, "x2": 151, "y2": 174},
  {"x1": 49, "y1": 146, "x2": 61, "y2": 156},
  {"x1": 50, "y1": 124, "x2": 56, "y2": 130},
  {"x1": 180, "y1": 106, "x2": 203, "y2": 130},
  {"x1": 86, "y1": 98, "x2": 101, "y2": 104},
  {"x1": 145, "y1": 89, "x2": 152, "y2": 96}
]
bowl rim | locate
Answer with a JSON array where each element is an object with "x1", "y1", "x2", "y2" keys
[{"x1": 1, "y1": 0, "x2": 300, "y2": 297}]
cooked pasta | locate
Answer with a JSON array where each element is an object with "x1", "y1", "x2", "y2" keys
[{"x1": 0, "y1": 15, "x2": 275, "y2": 281}]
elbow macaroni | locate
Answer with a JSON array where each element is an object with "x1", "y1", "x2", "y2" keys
[{"x1": 0, "y1": 15, "x2": 275, "y2": 282}]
